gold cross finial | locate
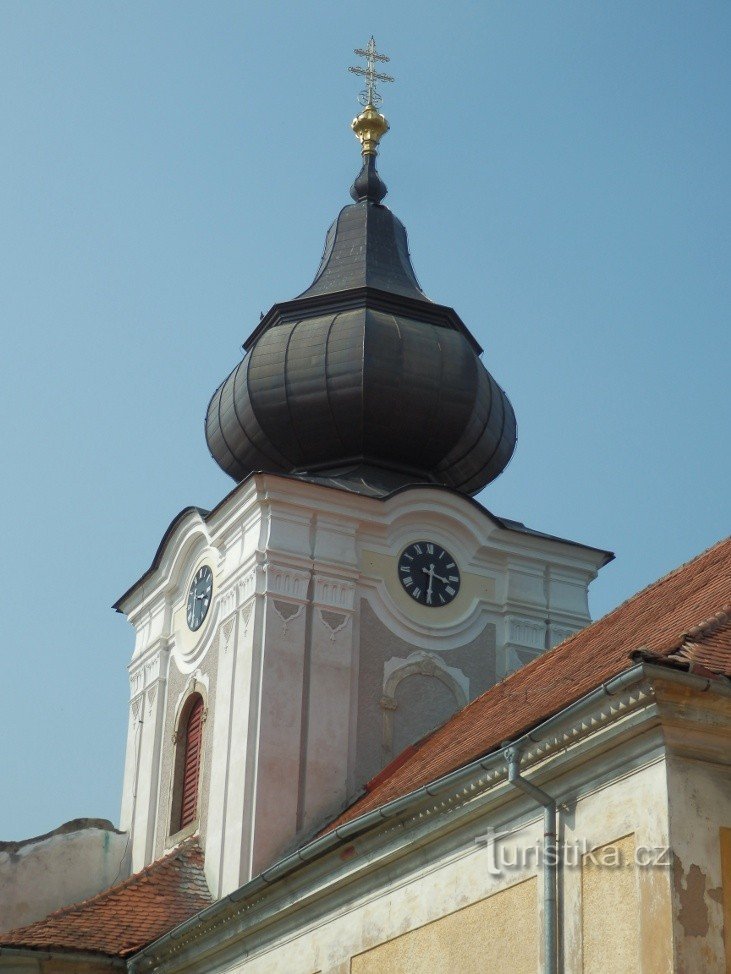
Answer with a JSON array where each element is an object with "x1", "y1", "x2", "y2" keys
[{"x1": 348, "y1": 36, "x2": 394, "y2": 108}]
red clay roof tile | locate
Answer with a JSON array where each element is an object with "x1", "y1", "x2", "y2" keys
[
  {"x1": 324, "y1": 535, "x2": 731, "y2": 832},
  {"x1": 0, "y1": 837, "x2": 211, "y2": 958}
]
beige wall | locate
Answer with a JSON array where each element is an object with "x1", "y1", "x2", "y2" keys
[
  {"x1": 666, "y1": 753, "x2": 731, "y2": 974},
  {"x1": 191, "y1": 757, "x2": 673, "y2": 974},
  {"x1": 0, "y1": 820, "x2": 129, "y2": 935},
  {"x1": 351, "y1": 878, "x2": 537, "y2": 974},
  {"x1": 581, "y1": 834, "x2": 639, "y2": 974},
  {"x1": 720, "y1": 828, "x2": 731, "y2": 972}
]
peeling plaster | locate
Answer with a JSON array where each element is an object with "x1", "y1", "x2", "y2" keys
[{"x1": 673, "y1": 855, "x2": 712, "y2": 938}]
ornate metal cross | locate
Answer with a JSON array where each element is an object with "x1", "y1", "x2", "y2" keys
[{"x1": 348, "y1": 36, "x2": 394, "y2": 107}]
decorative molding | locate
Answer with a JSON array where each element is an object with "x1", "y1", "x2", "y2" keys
[
  {"x1": 381, "y1": 652, "x2": 469, "y2": 763},
  {"x1": 313, "y1": 575, "x2": 356, "y2": 611},
  {"x1": 146, "y1": 684, "x2": 157, "y2": 714},
  {"x1": 131, "y1": 696, "x2": 142, "y2": 720},
  {"x1": 129, "y1": 640, "x2": 170, "y2": 699},
  {"x1": 130, "y1": 670, "x2": 144, "y2": 697},
  {"x1": 237, "y1": 568, "x2": 258, "y2": 606},
  {"x1": 240, "y1": 602, "x2": 254, "y2": 634},
  {"x1": 359, "y1": 581, "x2": 497, "y2": 652},
  {"x1": 383, "y1": 651, "x2": 470, "y2": 706},
  {"x1": 171, "y1": 671, "x2": 210, "y2": 740},
  {"x1": 271, "y1": 600, "x2": 304, "y2": 636},
  {"x1": 265, "y1": 564, "x2": 310, "y2": 602},
  {"x1": 549, "y1": 624, "x2": 578, "y2": 646},
  {"x1": 318, "y1": 609, "x2": 350, "y2": 642},
  {"x1": 218, "y1": 585, "x2": 238, "y2": 620},
  {"x1": 221, "y1": 618, "x2": 235, "y2": 655},
  {"x1": 507, "y1": 616, "x2": 546, "y2": 650}
]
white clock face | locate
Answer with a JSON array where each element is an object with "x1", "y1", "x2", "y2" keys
[
  {"x1": 186, "y1": 565, "x2": 213, "y2": 631},
  {"x1": 398, "y1": 541, "x2": 460, "y2": 606}
]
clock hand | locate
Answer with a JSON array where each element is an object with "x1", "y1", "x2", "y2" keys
[
  {"x1": 423, "y1": 565, "x2": 449, "y2": 585},
  {"x1": 422, "y1": 564, "x2": 436, "y2": 604}
]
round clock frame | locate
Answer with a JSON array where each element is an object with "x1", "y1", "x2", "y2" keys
[
  {"x1": 186, "y1": 565, "x2": 213, "y2": 632},
  {"x1": 397, "y1": 541, "x2": 461, "y2": 607}
]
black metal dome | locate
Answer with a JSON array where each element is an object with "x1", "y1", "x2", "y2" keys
[{"x1": 205, "y1": 133, "x2": 516, "y2": 497}]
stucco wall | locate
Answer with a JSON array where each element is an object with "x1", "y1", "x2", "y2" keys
[
  {"x1": 356, "y1": 599, "x2": 496, "y2": 783},
  {"x1": 581, "y1": 834, "x2": 639, "y2": 973},
  {"x1": 720, "y1": 827, "x2": 731, "y2": 971},
  {"x1": 0, "y1": 819, "x2": 129, "y2": 934},
  {"x1": 186, "y1": 743, "x2": 672, "y2": 974},
  {"x1": 350, "y1": 877, "x2": 537, "y2": 973},
  {"x1": 666, "y1": 752, "x2": 731, "y2": 973},
  {"x1": 392, "y1": 673, "x2": 458, "y2": 756}
]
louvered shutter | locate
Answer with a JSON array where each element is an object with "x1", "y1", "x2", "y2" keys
[{"x1": 179, "y1": 696, "x2": 204, "y2": 829}]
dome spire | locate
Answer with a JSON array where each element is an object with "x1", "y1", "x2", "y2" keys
[
  {"x1": 348, "y1": 37, "x2": 392, "y2": 203},
  {"x1": 204, "y1": 40, "x2": 517, "y2": 498}
]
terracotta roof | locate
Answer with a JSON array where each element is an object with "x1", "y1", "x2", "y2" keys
[
  {"x1": 645, "y1": 608, "x2": 731, "y2": 678},
  {"x1": 325, "y1": 535, "x2": 731, "y2": 832},
  {"x1": 0, "y1": 837, "x2": 211, "y2": 958}
]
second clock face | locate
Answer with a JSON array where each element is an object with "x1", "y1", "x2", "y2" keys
[
  {"x1": 397, "y1": 541, "x2": 460, "y2": 607},
  {"x1": 186, "y1": 565, "x2": 213, "y2": 631}
]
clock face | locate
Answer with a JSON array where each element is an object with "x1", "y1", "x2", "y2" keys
[
  {"x1": 186, "y1": 565, "x2": 213, "y2": 631},
  {"x1": 397, "y1": 541, "x2": 460, "y2": 607}
]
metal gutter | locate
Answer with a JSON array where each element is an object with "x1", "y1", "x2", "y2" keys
[
  {"x1": 504, "y1": 745, "x2": 558, "y2": 974},
  {"x1": 640, "y1": 661, "x2": 731, "y2": 697}
]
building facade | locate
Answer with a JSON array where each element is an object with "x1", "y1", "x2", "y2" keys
[{"x1": 1, "y1": 47, "x2": 729, "y2": 974}]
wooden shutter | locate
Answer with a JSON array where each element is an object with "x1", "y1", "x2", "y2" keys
[{"x1": 179, "y1": 696, "x2": 204, "y2": 830}]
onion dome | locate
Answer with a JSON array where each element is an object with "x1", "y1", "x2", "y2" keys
[{"x1": 205, "y1": 90, "x2": 516, "y2": 498}]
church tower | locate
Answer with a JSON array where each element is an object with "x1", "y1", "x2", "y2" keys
[{"x1": 115, "y1": 42, "x2": 611, "y2": 899}]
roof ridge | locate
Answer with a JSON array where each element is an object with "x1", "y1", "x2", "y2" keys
[
  {"x1": 680, "y1": 605, "x2": 731, "y2": 644},
  {"x1": 7, "y1": 836, "x2": 202, "y2": 930}
]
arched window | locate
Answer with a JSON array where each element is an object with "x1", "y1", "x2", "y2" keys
[
  {"x1": 171, "y1": 693, "x2": 204, "y2": 834},
  {"x1": 381, "y1": 654, "x2": 468, "y2": 764}
]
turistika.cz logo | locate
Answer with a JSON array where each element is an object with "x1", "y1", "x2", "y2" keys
[{"x1": 474, "y1": 828, "x2": 670, "y2": 877}]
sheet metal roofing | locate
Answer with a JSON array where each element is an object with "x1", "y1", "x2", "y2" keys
[
  {"x1": 323, "y1": 534, "x2": 731, "y2": 832},
  {"x1": 205, "y1": 152, "x2": 517, "y2": 496},
  {"x1": 0, "y1": 838, "x2": 210, "y2": 959}
]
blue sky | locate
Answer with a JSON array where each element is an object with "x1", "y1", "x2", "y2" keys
[{"x1": 1, "y1": 2, "x2": 728, "y2": 839}]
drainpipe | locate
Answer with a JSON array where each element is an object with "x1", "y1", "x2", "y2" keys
[{"x1": 504, "y1": 744, "x2": 557, "y2": 974}]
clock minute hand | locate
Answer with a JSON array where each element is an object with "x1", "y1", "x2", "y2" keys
[{"x1": 422, "y1": 564, "x2": 437, "y2": 604}]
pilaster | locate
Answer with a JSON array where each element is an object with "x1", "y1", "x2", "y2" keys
[{"x1": 124, "y1": 640, "x2": 170, "y2": 870}]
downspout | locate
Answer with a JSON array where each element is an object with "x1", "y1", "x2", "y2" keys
[{"x1": 504, "y1": 744, "x2": 557, "y2": 974}]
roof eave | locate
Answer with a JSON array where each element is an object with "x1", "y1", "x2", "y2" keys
[{"x1": 131, "y1": 660, "x2": 728, "y2": 971}]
